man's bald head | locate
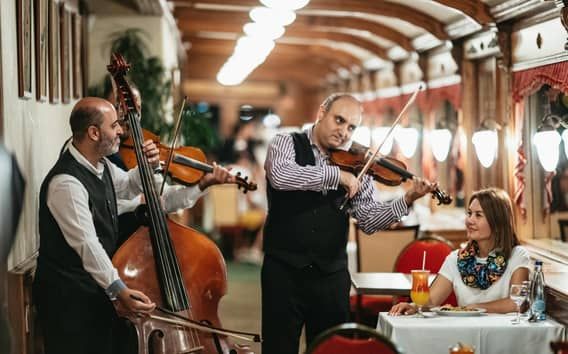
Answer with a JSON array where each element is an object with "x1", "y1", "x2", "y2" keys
[
  {"x1": 70, "y1": 97, "x2": 116, "y2": 141},
  {"x1": 320, "y1": 93, "x2": 360, "y2": 115}
]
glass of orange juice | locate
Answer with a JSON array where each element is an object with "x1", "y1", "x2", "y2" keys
[
  {"x1": 411, "y1": 269, "x2": 430, "y2": 317},
  {"x1": 449, "y1": 343, "x2": 475, "y2": 353}
]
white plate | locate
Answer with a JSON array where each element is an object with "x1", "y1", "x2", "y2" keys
[{"x1": 431, "y1": 307, "x2": 487, "y2": 316}]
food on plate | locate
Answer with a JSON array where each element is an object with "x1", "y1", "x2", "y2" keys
[{"x1": 439, "y1": 305, "x2": 477, "y2": 312}]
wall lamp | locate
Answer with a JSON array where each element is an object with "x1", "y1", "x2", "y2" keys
[
  {"x1": 430, "y1": 128, "x2": 452, "y2": 162},
  {"x1": 395, "y1": 126, "x2": 419, "y2": 158},
  {"x1": 533, "y1": 112, "x2": 566, "y2": 172},
  {"x1": 472, "y1": 119, "x2": 500, "y2": 168}
]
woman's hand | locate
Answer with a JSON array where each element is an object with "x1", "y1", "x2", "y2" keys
[{"x1": 389, "y1": 302, "x2": 417, "y2": 316}]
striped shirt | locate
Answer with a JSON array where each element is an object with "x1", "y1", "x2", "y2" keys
[{"x1": 264, "y1": 127, "x2": 409, "y2": 234}]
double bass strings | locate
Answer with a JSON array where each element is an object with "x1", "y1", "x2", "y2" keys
[{"x1": 126, "y1": 107, "x2": 203, "y2": 347}]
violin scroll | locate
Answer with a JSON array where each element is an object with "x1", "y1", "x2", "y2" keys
[
  {"x1": 431, "y1": 188, "x2": 453, "y2": 205},
  {"x1": 234, "y1": 172, "x2": 258, "y2": 193}
]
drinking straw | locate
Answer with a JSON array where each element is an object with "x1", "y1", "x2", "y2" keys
[{"x1": 422, "y1": 251, "x2": 426, "y2": 270}]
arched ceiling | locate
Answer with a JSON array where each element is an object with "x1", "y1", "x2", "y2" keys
[{"x1": 169, "y1": 0, "x2": 509, "y2": 89}]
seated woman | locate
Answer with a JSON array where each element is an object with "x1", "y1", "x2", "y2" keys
[{"x1": 390, "y1": 188, "x2": 530, "y2": 315}]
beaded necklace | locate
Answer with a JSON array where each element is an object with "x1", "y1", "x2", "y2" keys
[{"x1": 457, "y1": 240, "x2": 507, "y2": 289}]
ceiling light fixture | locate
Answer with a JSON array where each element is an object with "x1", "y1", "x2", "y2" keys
[{"x1": 260, "y1": 0, "x2": 310, "y2": 11}]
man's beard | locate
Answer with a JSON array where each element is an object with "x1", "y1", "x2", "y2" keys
[{"x1": 98, "y1": 133, "x2": 120, "y2": 156}]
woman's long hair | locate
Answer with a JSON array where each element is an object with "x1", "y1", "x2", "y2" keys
[{"x1": 469, "y1": 188, "x2": 519, "y2": 260}]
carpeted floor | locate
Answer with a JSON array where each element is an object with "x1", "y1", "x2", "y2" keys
[
  {"x1": 219, "y1": 261, "x2": 263, "y2": 353},
  {"x1": 219, "y1": 261, "x2": 307, "y2": 354}
]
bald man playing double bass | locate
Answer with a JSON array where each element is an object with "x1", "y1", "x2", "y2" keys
[{"x1": 33, "y1": 97, "x2": 234, "y2": 354}]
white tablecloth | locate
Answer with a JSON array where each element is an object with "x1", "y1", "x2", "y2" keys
[{"x1": 378, "y1": 312, "x2": 565, "y2": 354}]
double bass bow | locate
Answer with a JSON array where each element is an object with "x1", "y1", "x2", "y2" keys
[{"x1": 108, "y1": 53, "x2": 259, "y2": 354}]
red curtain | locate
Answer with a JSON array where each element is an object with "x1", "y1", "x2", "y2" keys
[
  {"x1": 377, "y1": 84, "x2": 462, "y2": 117},
  {"x1": 513, "y1": 102, "x2": 527, "y2": 220},
  {"x1": 374, "y1": 95, "x2": 402, "y2": 116},
  {"x1": 426, "y1": 83, "x2": 461, "y2": 112},
  {"x1": 363, "y1": 83, "x2": 462, "y2": 121},
  {"x1": 512, "y1": 61, "x2": 568, "y2": 102}
]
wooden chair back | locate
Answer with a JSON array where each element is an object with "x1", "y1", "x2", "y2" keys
[{"x1": 356, "y1": 225, "x2": 419, "y2": 273}]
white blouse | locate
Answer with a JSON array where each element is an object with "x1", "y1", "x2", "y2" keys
[{"x1": 438, "y1": 246, "x2": 530, "y2": 307}]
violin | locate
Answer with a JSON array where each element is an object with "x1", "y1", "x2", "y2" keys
[
  {"x1": 120, "y1": 128, "x2": 257, "y2": 193},
  {"x1": 330, "y1": 142, "x2": 453, "y2": 205}
]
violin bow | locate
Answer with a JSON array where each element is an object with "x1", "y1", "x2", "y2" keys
[
  {"x1": 339, "y1": 85, "x2": 423, "y2": 211},
  {"x1": 160, "y1": 96, "x2": 187, "y2": 196}
]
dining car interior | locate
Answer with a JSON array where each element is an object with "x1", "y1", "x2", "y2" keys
[{"x1": 3, "y1": 0, "x2": 568, "y2": 353}]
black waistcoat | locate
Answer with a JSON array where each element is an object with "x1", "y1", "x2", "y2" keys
[
  {"x1": 263, "y1": 132, "x2": 349, "y2": 273},
  {"x1": 36, "y1": 150, "x2": 119, "y2": 296}
]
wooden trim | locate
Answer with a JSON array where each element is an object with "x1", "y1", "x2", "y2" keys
[
  {"x1": 462, "y1": 29, "x2": 502, "y2": 60},
  {"x1": 523, "y1": 240, "x2": 568, "y2": 326},
  {"x1": 284, "y1": 29, "x2": 389, "y2": 60},
  {"x1": 185, "y1": 36, "x2": 362, "y2": 69},
  {"x1": 436, "y1": 0, "x2": 493, "y2": 25},
  {"x1": 296, "y1": 16, "x2": 414, "y2": 52},
  {"x1": 175, "y1": 8, "x2": 415, "y2": 52},
  {"x1": 547, "y1": 287, "x2": 568, "y2": 327},
  {"x1": 511, "y1": 54, "x2": 568, "y2": 72},
  {"x1": 490, "y1": 0, "x2": 554, "y2": 23},
  {"x1": 178, "y1": 15, "x2": 389, "y2": 60},
  {"x1": 511, "y1": 5, "x2": 561, "y2": 30},
  {"x1": 183, "y1": 0, "x2": 449, "y2": 40},
  {"x1": 306, "y1": 0, "x2": 449, "y2": 41},
  {"x1": 7, "y1": 272, "x2": 37, "y2": 354}
]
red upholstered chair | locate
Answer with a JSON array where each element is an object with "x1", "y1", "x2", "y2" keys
[
  {"x1": 305, "y1": 323, "x2": 401, "y2": 354},
  {"x1": 394, "y1": 235, "x2": 457, "y2": 306},
  {"x1": 350, "y1": 226, "x2": 419, "y2": 324},
  {"x1": 551, "y1": 341, "x2": 568, "y2": 354}
]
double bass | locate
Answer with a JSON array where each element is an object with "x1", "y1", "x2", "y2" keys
[{"x1": 108, "y1": 53, "x2": 258, "y2": 354}]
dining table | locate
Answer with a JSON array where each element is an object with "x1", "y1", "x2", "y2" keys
[
  {"x1": 378, "y1": 311, "x2": 565, "y2": 354},
  {"x1": 351, "y1": 272, "x2": 436, "y2": 296}
]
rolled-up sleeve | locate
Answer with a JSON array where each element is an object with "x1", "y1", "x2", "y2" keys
[{"x1": 47, "y1": 175, "x2": 121, "y2": 291}]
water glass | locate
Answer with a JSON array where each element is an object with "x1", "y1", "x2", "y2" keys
[
  {"x1": 520, "y1": 280, "x2": 531, "y2": 317},
  {"x1": 510, "y1": 283, "x2": 528, "y2": 324}
]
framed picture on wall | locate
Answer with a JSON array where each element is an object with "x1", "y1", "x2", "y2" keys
[
  {"x1": 71, "y1": 12, "x2": 82, "y2": 99},
  {"x1": 16, "y1": 0, "x2": 33, "y2": 99},
  {"x1": 35, "y1": 0, "x2": 48, "y2": 102},
  {"x1": 60, "y1": 2, "x2": 70, "y2": 104},
  {"x1": 48, "y1": 0, "x2": 60, "y2": 103}
]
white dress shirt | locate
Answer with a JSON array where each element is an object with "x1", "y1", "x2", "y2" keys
[{"x1": 47, "y1": 143, "x2": 205, "y2": 297}]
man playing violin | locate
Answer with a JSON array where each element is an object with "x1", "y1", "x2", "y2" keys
[
  {"x1": 73, "y1": 84, "x2": 234, "y2": 243},
  {"x1": 262, "y1": 93, "x2": 437, "y2": 354},
  {"x1": 33, "y1": 97, "x2": 235, "y2": 354}
]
